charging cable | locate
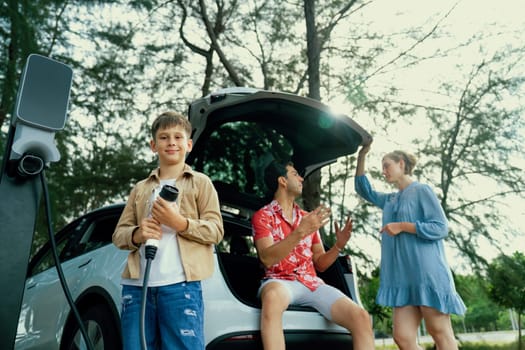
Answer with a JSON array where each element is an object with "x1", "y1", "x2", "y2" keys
[
  {"x1": 140, "y1": 184, "x2": 178, "y2": 350},
  {"x1": 38, "y1": 167, "x2": 95, "y2": 350}
]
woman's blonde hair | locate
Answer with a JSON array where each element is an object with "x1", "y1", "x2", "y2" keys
[{"x1": 384, "y1": 150, "x2": 417, "y2": 175}]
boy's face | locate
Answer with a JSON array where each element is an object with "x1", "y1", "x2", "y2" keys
[{"x1": 150, "y1": 124, "x2": 192, "y2": 166}]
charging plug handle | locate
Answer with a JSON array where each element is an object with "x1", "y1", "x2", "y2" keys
[
  {"x1": 17, "y1": 154, "x2": 45, "y2": 178},
  {"x1": 145, "y1": 245, "x2": 158, "y2": 260}
]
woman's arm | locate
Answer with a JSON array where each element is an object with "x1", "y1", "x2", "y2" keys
[
  {"x1": 414, "y1": 185, "x2": 449, "y2": 240},
  {"x1": 355, "y1": 143, "x2": 371, "y2": 176}
]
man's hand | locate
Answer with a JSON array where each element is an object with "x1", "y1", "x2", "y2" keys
[
  {"x1": 334, "y1": 215, "x2": 352, "y2": 250},
  {"x1": 296, "y1": 205, "x2": 331, "y2": 238}
]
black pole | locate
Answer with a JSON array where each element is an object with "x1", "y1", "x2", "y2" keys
[
  {"x1": 0, "y1": 174, "x2": 41, "y2": 349},
  {"x1": 0, "y1": 54, "x2": 72, "y2": 349}
]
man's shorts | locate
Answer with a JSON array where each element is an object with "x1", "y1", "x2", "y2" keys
[{"x1": 258, "y1": 279, "x2": 346, "y2": 321}]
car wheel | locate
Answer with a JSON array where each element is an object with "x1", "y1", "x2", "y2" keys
[{"x1": 61, "y1": 304, "x2": 121, "y2": 350}]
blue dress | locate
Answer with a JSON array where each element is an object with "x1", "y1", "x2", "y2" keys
[{"x1": 355, "y1": 175, "x2": 466, "y2": 315}]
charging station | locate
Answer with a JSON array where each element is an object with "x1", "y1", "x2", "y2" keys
[{"x1": 0, "y1": 54, "x2": 73, "y2": 350}]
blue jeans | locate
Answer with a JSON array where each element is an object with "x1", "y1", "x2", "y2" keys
[{"x1": 120, "y1": 282, "x2": 204, "y2": 350}]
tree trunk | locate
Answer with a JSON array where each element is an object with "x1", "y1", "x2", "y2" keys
[
  {"x1": 302, "y1": 0, "x2": 321, "y2": 211},
  {"x1": 519, "y1": 312, "x2": 522, "y2": 350}
]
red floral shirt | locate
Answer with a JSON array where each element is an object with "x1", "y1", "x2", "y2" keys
[{"x1": 252, "y1": 200, "x2": 324, "y2": 291}]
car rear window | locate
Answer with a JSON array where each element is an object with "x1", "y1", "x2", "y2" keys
[{"x1": 192, "y1": 120, "x2": 293, "y2": 201}]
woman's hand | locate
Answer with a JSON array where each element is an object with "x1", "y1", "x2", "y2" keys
[
  {"x1": 356, "y1": 142, "x2": 372, "y2": 176},
  {"x1": 380, "y1": 222, "x2": 403, "y2": 236},
  {"x1": 358, "y1": 142, "x2": 372, "y2": 158},
  {"x1": 380, "y1": 222, "x2": 416, "y2": 236}
]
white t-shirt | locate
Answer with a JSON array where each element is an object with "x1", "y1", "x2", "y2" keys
[{"x1": 122, "y1": 179, "x2": 186, "y2": 287}]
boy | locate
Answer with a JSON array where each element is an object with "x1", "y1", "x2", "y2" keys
[{"x1": 113, "y1": 111, "x2": 224, "y2": 350}]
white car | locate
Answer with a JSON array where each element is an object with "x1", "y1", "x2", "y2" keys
[{"x1": 16, "y1": 87, "x2": 372, "y2": 349}]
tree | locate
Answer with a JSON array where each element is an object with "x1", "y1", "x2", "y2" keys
[
  {"x1": 358, "y1": 267, "x2": 392, "y2": 335},
  {"x1": 454, "y1": 274, "x2": 506, "y2": 332},
  {"x1": 338, "y1": 4, "x2": 525, "y2": 272},
  {"x1": 418, "y1": 53, "x2": 525, "y2": 271},
  {"x1": 2, "y1": 0, "x2": 523, "y2": 277},
  {"x1": 302, "y1": 0, "x2": 357, "y2": 212},
  {"x1": 1, "y1": 0, "x2": 162, "y2": 248},
  {"x1": 487, "y1": 252, "x2": 525, "y2": 350},
  {"x1": 0, "y1": 0, "x2": 66, "y2": 132},
  {"x1": 176, "y1": 0, "x2": 245, "y2": 96}
]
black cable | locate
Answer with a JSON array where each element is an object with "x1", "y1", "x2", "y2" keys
[
  {"x1": 40, "y1": 170, "x2": 95, "y2": 350},
  {"x1": 140, "y1": 185, "x2": 179, "y2": 350},
  {"x1": 140, "y1": 248, "x2": 156, "y2": 350},
  {"x1": 139, "y1": 184, "x2": 177, "y2": 350}
]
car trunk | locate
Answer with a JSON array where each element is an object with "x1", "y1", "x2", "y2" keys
[{"x1": 187, "y1": 88, "x2": 372, "y2": 212}]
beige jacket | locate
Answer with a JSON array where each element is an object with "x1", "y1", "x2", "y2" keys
[{"x1": 112, "y1": 165, "x2": 224, "y2": 281}]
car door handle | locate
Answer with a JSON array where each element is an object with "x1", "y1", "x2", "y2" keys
[
  {"x1": 78, "y1": 258, "x2": 92, "y2": 268},
  {"x1": 26, "y1": 283, "x2": 37, "y2": 290}
]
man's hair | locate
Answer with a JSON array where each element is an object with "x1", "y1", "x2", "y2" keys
[
  {"x1": 264, "y1": 160, "x2": 293, "y2": 194},
  {"x1": 151, "y1": 111, "x2": 192, "y2": 140}
]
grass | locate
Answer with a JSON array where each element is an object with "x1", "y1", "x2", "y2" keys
[
  {"x1": 455, "y1": 341, "x2": 523, "y2": 350},
  {"x1": 375, "y1": 339, "x2": 523, "y2": 350}
]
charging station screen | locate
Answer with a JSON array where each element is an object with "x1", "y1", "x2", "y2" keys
[{"x1": 16, "y1": 54, "x2": 73, "y2": 131}]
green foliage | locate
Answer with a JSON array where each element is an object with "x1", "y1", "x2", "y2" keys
[
  {"x1": 452, "y1": 344, "x2": 500, "y2": 350},
  {"x1": 487, "y1": 252, "x2": 525, "y2": 350},
  {"x1": 487, "y1": 252, "x2": 525, "y2": 314},
  {"x1": 192, "y1": 121, "x2": 292, "y2": 197},
  {"x1": 358, "y1": 267, "x2": 392, "y2": 335},
  {"x1": 0, "y1": 0, "x2": 66, "y2": 125},
  {"x1": 455, "y1": 339, "x2": 525, "y2": 350},
  {"x1": 454, "y1": 274, "x2": 508, "y2": 332}
]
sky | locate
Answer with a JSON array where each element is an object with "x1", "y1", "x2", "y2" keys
[{"x1": 334, "y1": 0, "x2": 525, "y2": 272}]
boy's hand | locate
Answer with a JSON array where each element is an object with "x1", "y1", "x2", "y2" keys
[
  {"x1": 151, "y1": 197, "x2": 187, "y2": 231},
  {"x1": 134, "y1": 217, "x2": 162, "y2": 245}
]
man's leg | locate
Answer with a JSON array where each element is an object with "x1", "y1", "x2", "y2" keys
[
  {"x1": 420, "y1": 306, "x2": 458, "y2": 350},
  {"x1": 259, "y1": 281, "x2": 291, "y2": 350},
  {"x1": 392, "y1": 306, "x2": 423, "y2": 350},
  {"x1": 298, "y1": 284, "x2": 374, "y2": 349},
  {"x1": 330, "y1": 297, "x2": 375, "y2": 350}
]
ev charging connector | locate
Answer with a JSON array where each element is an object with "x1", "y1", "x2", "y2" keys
[{"x1": 5, "y1": 54, "x2": 72, "y2": 179}]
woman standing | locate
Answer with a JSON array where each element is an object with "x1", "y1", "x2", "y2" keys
[{"x1": 354, "y1": 143, "x2": 466, "y2": 350}]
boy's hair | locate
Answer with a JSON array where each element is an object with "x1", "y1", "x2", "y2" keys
[
  {"x1": 151, "y1": 111, "x2": 192, "y2": 139},
  {"x1": 264, "y1": 160, "x2": 293, "y2": 194}
]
